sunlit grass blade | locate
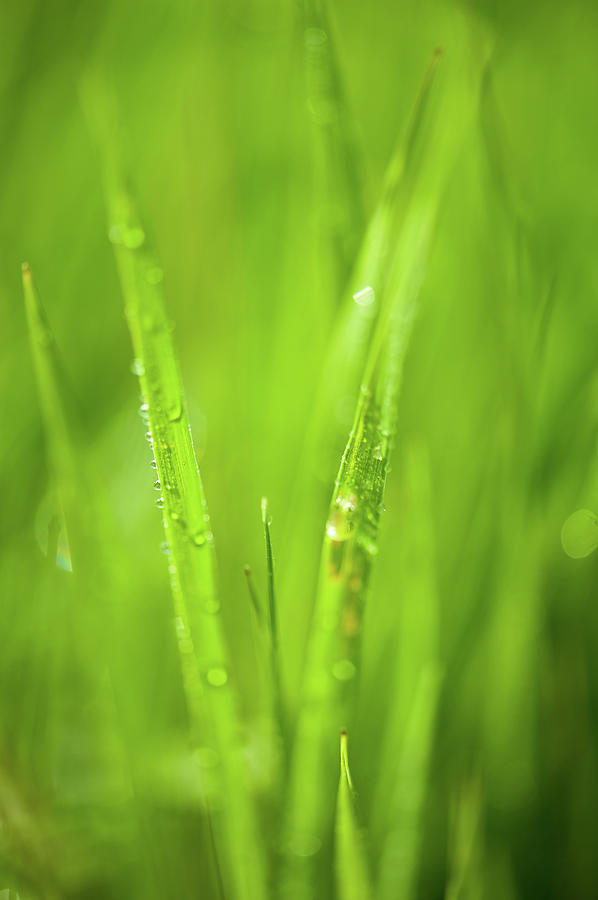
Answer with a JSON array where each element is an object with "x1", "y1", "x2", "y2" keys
[
  {"x1": 303, "y1": 0, "x2": 365, "y2": 295},
  {"x1": 82, "y1": 78, "x2": 269, "y2": 900},
  {"x1": 334, "y1": 731, "x2": 373, "y2": 900},
  {"x1": 110, "y1": 198, "x2": 268, "y2": 900},
  {"x1": 280, "y1": 46, "x2": 443, "y2": 708},
  {"x1": 281, "y1": 23, "x2": 491, "y2": 897}
]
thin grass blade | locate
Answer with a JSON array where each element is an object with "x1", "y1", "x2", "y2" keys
[
  {"x1": 334, "y1": 731, "x2": 373, "y2": 900},
  {"x1": 82, "y1": 78, "x2": 269, "y2": 900}
]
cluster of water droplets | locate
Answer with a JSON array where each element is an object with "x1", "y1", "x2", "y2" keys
[{"x1": 326, "y1": 490, "x2": 359, "y2": 542}]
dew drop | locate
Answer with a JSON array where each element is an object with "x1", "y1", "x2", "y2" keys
[
  {"x1": 192, "y1": 531, "x2": 207, "y2": 547},
  {"x1": 156, "y1": 497, "x2": 164, "y2": 510},
  {"x1": 561, "y1": 509, "x2": 598, "y2": 559},
  {"x1": 326, "y1": 491, "x2": 359, "y2": 542},
  {"x1": 150, "y1": 459, "x2": 158, "y2": 469},
  {"x1": 287, "y1": 832, "x2": 322, "y2": 858},
  {"x1": 153, "y1": 480, "x2": 161, "y2": 491},
  {"x1": 332, "y1": 659, "x2": 357, "y2": 682},
  {"x1": 131, "y1": 358, "x2": 145, "y2": 377},
  {"x1": 167, "y1": 401, "x2": 183, "y2": 423},
  {"x1": 123, "y1": 227, "x2": 146, "y2": 250},
  {"x1": 206, "y1": 667, "x2": 228, "y2": 688},
  {"x1": 34, "y1": 493, "x2": 73, "y2": 573},
  {"x1": 353, "y1": 285, "x2": 375, "y2": 308}
]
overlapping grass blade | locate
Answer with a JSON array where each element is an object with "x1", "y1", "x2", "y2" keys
[
  {"x1": 370, "y1": 438, "x2": 440, "y2": 898},
  {"x1": 281, "y1": 47, "x2": 442, "y2": 707},
  {"x1": 21, "y1": 265, "x2": 136, "y2": 894},
  {"x1": 83, "y1": 80, "x2": 268, "y2": 900},
  {"x1": 377, "y1": 664, "x2": 442, "y2": 900},
  {"x1": 303, "y1": 0, "x2": 365, "y2": 296},
  {"x1": 334, "y1": 731, "x2": 373, "y2": 900},
  {"x1": 281, "y1": 25, "x2": 490, "y2": 897}
]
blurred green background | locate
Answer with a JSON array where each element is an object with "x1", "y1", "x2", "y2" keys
[{"x1": 2, "y1": 0, "x2": 598, "y2": 897}]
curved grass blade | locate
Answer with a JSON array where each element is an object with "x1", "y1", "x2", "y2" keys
[
  {"x1": 281, "y1": 23, "x2": 491, "y2": 897},
  {"x1": 111, "y1": 198, "x2": 268, "y2": 900},
  {"x1": 280, "y1": 47, "x2": 443, "y2": 709},
  {"x1": 82, "y1": 77, "x2": 269, "y2": 900},
  {"x1": 335, "y1": 731, "x2": 373, "y2": 900}
]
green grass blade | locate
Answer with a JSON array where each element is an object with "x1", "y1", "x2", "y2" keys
[
  {"x1": 83, "y1": 80, "x2": 269, "y2": 899},
  {"x1": 303, "y1": 0, "x2": 365, "y2": 295},
  {"x1": 281, "y1": 26, "x2": 490, "y2": 897},
  {"x1": 335, "y1": 731, "x2": 373, "y2": 900},
  {"x1": 280, "y1": 47, "x2": 443, "y2": 709},
  {"x1": 377, "y1": 664, "x2": 442, "y2": 900},
  {"x1": 108, "y1": 192, "x2": 269, "y2": 900}
]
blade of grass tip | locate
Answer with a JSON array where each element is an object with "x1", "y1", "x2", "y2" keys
[
  {"x1": 22, "y1": 263, "x2": 79, "y2": 568},
  {"x1": 281, "y1": 26, "x2": 490, "y2": 898},
  {"x1": 244, "y1": 564, "x2": 264, "y2": 625},
  {"x1": 82, "y1": 77, "x2": 268, "y2": 900},
  {"x1": 261, "y1": 497, "x2": 286, "y2": 741},
  {"x1": 335, "y1": 731, "x2": 373, "y2": 900},
  {"x1": 280, "y1": 47, "x2": 443, "y2": 711},
  {"x1": 303, "y1": 0, "x2": 365, "y2": 295}
]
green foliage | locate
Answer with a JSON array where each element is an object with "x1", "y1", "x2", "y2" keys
[{"x1": 2, "y1": 1, "x2": 598, "y2": 898}]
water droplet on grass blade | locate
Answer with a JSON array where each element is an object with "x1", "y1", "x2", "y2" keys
[
  {"x1": 353, "y1": 285, "x2": 375, "y2": 307},
  {"x1": 206, "y1": 667, "x2": 228, "y2": 687},
  {"x1": 561, "y1": 509, "x2": 598, "y2": 558},
  {"x1": 131, "y1": 358, "x2": 145, "y2": 376},
  {"x1": 123, "y1": 227, "x2": 146, "y2": 249},
  {"x1": 332, "y1": 659, "x2": 357, "y2": 681},
  {"x1": 34, "y1": 493, "x2": 72, "y2": 572},
  {"x1": 326, "y1": 491, "x2": 358, "y2": 542},
  {"x1": 167, "y1": 401, "x2": 183, "y2": 423},
  {"x1": 287, "y1": 832, "x2": 322, "y2": 858}
]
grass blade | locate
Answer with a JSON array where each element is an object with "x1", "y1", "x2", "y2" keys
[
  {"x1": 83, "y1": 79, "x2": 269, "y2": 900},
  {"x1": 303, "y1": 0, "x2": 365, "y2": 296},
  {"x1": 280, "y1": 47, "x2": 443, "y2": 710},
  {"x1": 109, "y1": 191, "x2": 268, "y2": 900},
  {"x1": 335, "y1": 731, "x2": 373, "y2": 900},
  {"x1": 281, "y1": 24, "x2": 490, "y2": 897}
]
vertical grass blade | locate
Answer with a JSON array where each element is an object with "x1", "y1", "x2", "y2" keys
[
  {"x1": 334, "y1": 731, "x2": 373, "y2": 900},
  {"x1": 83, "y1": 79, "x2": 268, "y2": 900},
  {"x1": 282, "y1": 24, "x2": 490, "y2": 897},
  {"x1": 377, "y1": 664, "x2": 442, "y2": 900},
  {"x1": 110, "y1": 193, "x2": 268, "y2": 900},
  {"x1": 281, "y1": 47, "x2": 443, "y2": 709}
]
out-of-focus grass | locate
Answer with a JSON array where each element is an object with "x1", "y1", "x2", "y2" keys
[{"x1": 3, "y1": 0, "x2": 598, "y2": 898}]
